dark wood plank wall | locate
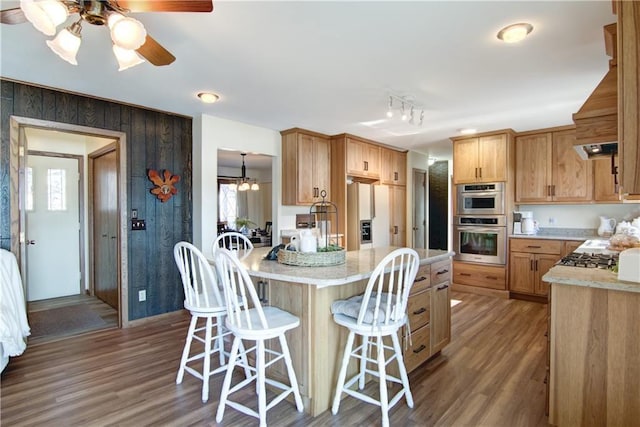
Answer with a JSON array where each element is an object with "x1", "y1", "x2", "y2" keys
[{"x1": 0, "y1": 79, "x2": 192, "y2": 320}]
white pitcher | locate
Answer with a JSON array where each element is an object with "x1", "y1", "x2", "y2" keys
[
  {"x1": 598, "y1": 216, "x2": 616, "y2": 237},
  {"x1": 299, "y1": 229, "x2": 317, "y2": 253}
]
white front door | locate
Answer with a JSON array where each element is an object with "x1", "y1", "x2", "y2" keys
[{"x1": 26, "y1": 154, "x2": 81, "y2": 301}]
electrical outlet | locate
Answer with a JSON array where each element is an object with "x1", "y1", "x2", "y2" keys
[
  {"x1": 548, "y1": 217, "x2": 556, "y2": 225},
  {"x1": 138, "y1": 290, "x2": 146, "y2": 302},
  {"x1": 131, "y1": 219, "x2": 146, "y2": 231}
]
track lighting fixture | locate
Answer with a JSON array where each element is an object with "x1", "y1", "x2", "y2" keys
[{"x1": 386, "y1": 94, "x2": 424, "y2": 126}]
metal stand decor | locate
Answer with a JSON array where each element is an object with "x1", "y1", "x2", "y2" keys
[
  {"x1": 310, "y1": 190, "x2": 341, "y2": 251},
  {"x1": 277, "y1": 190, "x2": 345, "y2": 266}
]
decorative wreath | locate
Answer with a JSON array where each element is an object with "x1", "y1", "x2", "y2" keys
[{"x1": 148, "y1": 169, "x2": 180, "y2": 202}]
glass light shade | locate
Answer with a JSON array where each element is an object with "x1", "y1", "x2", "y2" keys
[
  {"x1": 497, "y1": 23, "x2": 533, "y2": 44},
  {"x1": 238, "y1": 181, "x2": 250, "y2": 191},
  {"x1": 46, "y1": 23, "x2": 81, "y2": 65},
  {"x1": 386, "y1": 110, "x2": 393, "y2": 118},
  {"x1": 107, "y1": 12, "x2": 124, "y2": 29},
  {"x1": 21, "y1": 0, "x2": 60, "y2": 36},
  {"x1": 251, "y1": 182, "x2": 259, "y2": 191},
  {"x1": 40, "y1": 0, "x2": 68, "y2": 25},
  {"x1": 112, "y1": 45, "x2": 145, "y2": 71},
  {"x1": 228, "y1": 182, "x2": 238, "y2": 191},
  {"x1": 110, "y1": 17, "x2": 147, "y2": 50}
]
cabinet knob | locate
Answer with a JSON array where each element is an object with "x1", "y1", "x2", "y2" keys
[
  {"x1": 414, "y1": 276, "x2": 427, "y2": 282},
  {"x1": 413, "y1": 307, "x2": 427, "y2": 315},
  {"x1": 436, "y1": 269, "x2": 449, "y2": 275}
]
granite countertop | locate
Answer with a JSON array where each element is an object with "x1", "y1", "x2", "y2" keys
[
  {"x1": 543, "y1": 265, "x2": 640, "y2": 293},
  {"x1": 215, "y1": 246, "x2": 453, "y2": 288}
]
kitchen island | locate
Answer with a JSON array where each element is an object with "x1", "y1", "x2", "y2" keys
[
  {"x1": 213, "y1": 246, "x2": 452, "y2": 416},
  {"x1": 543, "y1": 266, "x2": 640, "y2": 426}
]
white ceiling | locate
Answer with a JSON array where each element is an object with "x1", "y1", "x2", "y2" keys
[{"x1": 0, "y1": 1, "x2": 617, "y2": 163}]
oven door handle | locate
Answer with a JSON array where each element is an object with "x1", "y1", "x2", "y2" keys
[{"x1": 455, "y1": 226, "x2": 504, "y2": 233}]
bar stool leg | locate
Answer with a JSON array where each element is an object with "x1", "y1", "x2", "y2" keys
[
  {"x1": 331, "y1": 331, "x2": 355, "y2": 415},
  {"x1": 176, "y1": 315, "x2": 198, "y2": 384},
  {"x1": 377, "y1": 336, "x2": 389, "y2": 427},
  {"x1": 216, "y1": 336, "x2": 241, "y2": 423}
]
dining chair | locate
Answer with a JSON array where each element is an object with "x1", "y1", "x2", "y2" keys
[
  {"x1": 173, "y1": 241, "x2": 234, "y2": 403},
  {"x1": 214, "y1": 247, "x2": 304, "y2": 427},
  {"x1": 212, "y1": 231, "x2": 254, "y2": 260},
  {"x1": 330, "y1": 247, "x2": 420, "y2": 427}
]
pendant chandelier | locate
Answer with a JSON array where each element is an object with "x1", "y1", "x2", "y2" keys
[{"x1": 228, "y1": 153, "x2": 259, "y2": 192}]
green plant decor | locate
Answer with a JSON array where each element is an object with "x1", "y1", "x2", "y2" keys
[
  {"x1": 235, "y1": 217, "x2": 257, "y2": 231},
  {"x1": 318, "y1": 244, "x2": 343, "y2": 252}
]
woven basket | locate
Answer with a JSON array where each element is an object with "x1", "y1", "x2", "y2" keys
[{"x1": 277, "y1": 248, "x2": 346, "y2": 267}]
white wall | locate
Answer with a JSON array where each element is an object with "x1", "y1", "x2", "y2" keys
[
  {"x1": 194, "y1": 114, "x2": 286, "y2": 257},
  {"x1": 517, "y1": 203, "x2": 640, "y2": 229}
]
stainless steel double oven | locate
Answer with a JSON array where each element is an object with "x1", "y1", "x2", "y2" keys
[{"x1": 453, "y1": 183, "x2": 507, "y2": 265}]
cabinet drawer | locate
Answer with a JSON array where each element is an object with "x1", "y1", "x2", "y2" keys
[
  {"x1": 407, "y1": 288, "x2": 430, "y2": 331},
  {"x1": 453, "y1": 262, "x2": 506, "y2": 290},
  {"x1": 430, "y1": 259, "x2": 451, "y2": 285},
  {"x1": 510, "y1": 238, "x2": 562, "y2": 254},
  {"x1": 403, "y1": 324, "x2": 431, "y2": 373},
  {"x1": 411, "y1": 264, "x2": 431, "y2": 295}
]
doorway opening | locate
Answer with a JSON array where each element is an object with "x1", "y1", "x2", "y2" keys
[
  {"x1": 9, "y1": 117, "x2": 128, "y2": 342},
  {"x1": 428, "y1": 160, "x2": 449, "y2": 250}
]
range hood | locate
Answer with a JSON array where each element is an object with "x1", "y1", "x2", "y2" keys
[{"x1": 572, "y1": 23, "x2": 618, "y2": 160}]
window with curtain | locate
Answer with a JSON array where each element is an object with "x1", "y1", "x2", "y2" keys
[{"x1": 219, "y1": 181, "x2": 238, "y2": 228}]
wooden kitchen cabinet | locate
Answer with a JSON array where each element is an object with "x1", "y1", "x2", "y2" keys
[
  {"x1": 430, "y1": 272, "x2": 451, "y2": 354},
  {"x1": 452, "y1": 261, "x2": 506, "y2": 291},
  {"x1": 451, "y1": 131, "x2": 514, "y2": 184},
  {"x1": 404, "y1": 258, "x2": 452, "y2": 373},
  {"x1": 509, "y1": 238, "x2": 563, "y2": 297},
  {"x1": 618, "y1": 1, "x2": 640, "y2": 196},
  {"x1": 380, "y1": 147, "x2": 407, "y2": 185},
  {"x1": 389, "y1": 185, "x2": 406, "y2": 246},
  {"x1": 281, "y1": 128, "x2": 331, "y2": 205},
  {"x1": 515, "y1": 127, "x2": 593, "y2": 203},
  {"x1": 594, "y1": 154, "x2": 621, "y2": 202},
  {"x1": 346, "y1": 138, "x2": 380, "y2": 179}
]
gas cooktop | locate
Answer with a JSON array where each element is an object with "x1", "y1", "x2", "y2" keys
[{"x1": 556, "y1": 252, "x2": 619, "y2": 269}]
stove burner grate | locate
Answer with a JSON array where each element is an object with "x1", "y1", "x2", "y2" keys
[{"x1": 556, "y1": 252, "x2": 618, "y2": 269}]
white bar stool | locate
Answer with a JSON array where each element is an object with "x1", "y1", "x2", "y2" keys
[
  {"x1": 212, "y1": 231, "x2": 254, "y2": 260},
  {"x1": 330, "y1": 247, "x2": 420, "y2": 427},
  {"x1": 173, "y1": 241, "x2": 233, "y2": 403},
  {"x1": 214, "y1": 247, "x2": 304, "y2": 427}
]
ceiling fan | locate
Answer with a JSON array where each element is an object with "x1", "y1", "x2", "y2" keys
[{"x1": 0, "y1": 0, "x2": 213, "y2": 70}]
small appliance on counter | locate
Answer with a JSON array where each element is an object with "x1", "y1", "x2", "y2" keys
[{"x1": 512, "y1": 211, "x2": 537, "y2": 235}]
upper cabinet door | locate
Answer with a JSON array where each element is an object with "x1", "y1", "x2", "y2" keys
[
  {"x1": 313, "y1": 135, "x2": 331, "y2": 200},
  {"x1": 516, "y1": 133, "x2": 553, "y2": 202},
  {"x1": 594, "y1": 155, "x2": 620, "y2": 202},
  {"x1": 381, "y1": 148, "x2": 407, "y2": 185},
  {"x1": 551, "y1": 130, "x2": 592, "y2": 202},
  {"x1": 452, "y1": 138, "x2": 479, "y2": 184},
  {"x1": 478, "y1": 134, "x2": 508, "y2": 182}
]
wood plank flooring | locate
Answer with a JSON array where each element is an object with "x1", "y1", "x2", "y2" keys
[{"x1": 1, "y1": 291, "x2": 549, "y2": 426}]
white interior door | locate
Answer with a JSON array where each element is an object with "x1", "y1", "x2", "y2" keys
[{"x1": 26, "y1": 155, "x2": 81, "y2": 301}]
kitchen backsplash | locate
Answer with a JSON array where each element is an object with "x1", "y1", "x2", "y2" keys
[{"x1": 517, "y1": 204, "x2": 640, "y2": 229}]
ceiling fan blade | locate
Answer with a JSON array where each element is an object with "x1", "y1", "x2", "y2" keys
[
  {"x1": 0, "y1": 7, "x2": 27, "y2": 25},
  {"x1": 136, "y1": 35, "x2": 176, "y2": 66},
  {"x1": 112, "y1": 1, "x2": 213, "y2": 13}
]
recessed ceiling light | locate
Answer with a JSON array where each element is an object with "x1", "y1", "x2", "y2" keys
[
  {"x1": 459, "y1": 128, "x2": 477, "y2": 135},
  {"x1": 497, "y1": 23, "x2": 533, "y2": 43},
  {"x1": 197, "y1": 92, "x2": 220, "y2": 103}
]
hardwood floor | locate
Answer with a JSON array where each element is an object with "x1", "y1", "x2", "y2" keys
[{"x1": 1, "y1": 291, "x2": 549, "y2": 426}]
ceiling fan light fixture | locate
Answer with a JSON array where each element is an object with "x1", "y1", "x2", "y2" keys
[
  {"x1": 21, "y1": 0, "x2": 66, "y2": 36},
  {"x1": 110, "y1": 16, "x2": 147, "y2": 50},
  {"x1": 46, "y1": 20, "x2": 82, "y2": 65},
  {"x1": 113, "y1": 44, "x2": 145, "y2": 71}
]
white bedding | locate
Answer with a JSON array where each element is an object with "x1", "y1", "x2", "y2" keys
[{"x1": 0, "y1": 249, "x2": 30, "y2": 372}]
